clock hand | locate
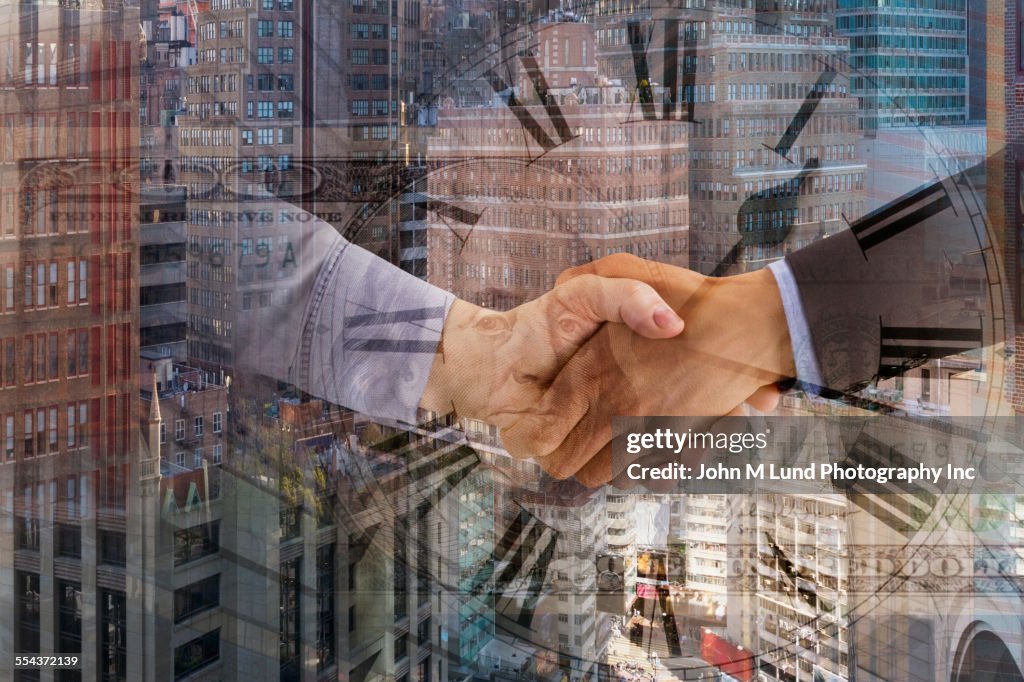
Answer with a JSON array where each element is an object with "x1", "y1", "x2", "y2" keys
[
  {"x1": 766, "y1": 68, "x2": 837, "y2": 163},
  {"x1": 712, "y1": 158, "x2": 820, "y2": 276},
  {"x1": 483, "y1": 60, "x2": 576, "y2": 160}
]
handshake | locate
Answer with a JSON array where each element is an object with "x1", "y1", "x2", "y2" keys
[{"x1": 420, "y1": 254, "x2": 797, "y2": 487}]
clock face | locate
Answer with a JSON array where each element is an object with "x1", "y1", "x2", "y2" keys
[{"x1": 302, "y1": 3, "x2": 1018, "y2": 680}]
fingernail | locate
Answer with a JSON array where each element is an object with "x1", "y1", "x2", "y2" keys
[{"x1": 653, "y1": 305, "x2": 681, "y2": 329}]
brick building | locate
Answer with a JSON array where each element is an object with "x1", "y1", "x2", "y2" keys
[
  {"x1": 0, "y1": 2, "x2": 142, "y2": 680},
  {"x1": 425, "y1": 17, "x2": 689, "y2": 308}
]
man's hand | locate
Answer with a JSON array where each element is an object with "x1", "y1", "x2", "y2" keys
[
  {"x1": 498, "y1": 254, "x2": 796, "y2": 486},
  {"x1": 420, "y1": 274, "x2": 685, "y2": 434}
]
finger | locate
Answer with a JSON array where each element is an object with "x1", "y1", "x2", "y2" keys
[
  {"x1": 552, "y1": 273, "x2": 684, "y2": 338},
  {"x1": 498, "y1": 334, "x2": 606, "y2": 461},
  {"x1": 574, "y1": 443, "x2": 613, "y2": 487},
  {"x1": 745, "y1": 384, "x2": 782, "y2": 412},
  {"x1": 556, "y1": 253, "x2": 662, "y2": 287}
]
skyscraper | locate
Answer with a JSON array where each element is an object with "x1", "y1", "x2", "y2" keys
[
  {"x1": 835, "y1": 0, "x2": 969, "y2": 130},
  {"x1": 0, "y1": 2, "x2": 141, "y2": 679}
]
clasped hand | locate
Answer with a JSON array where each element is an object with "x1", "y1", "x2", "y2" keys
[{"x1": 423, "y1": 254, "x2": 796, "y2": 486}]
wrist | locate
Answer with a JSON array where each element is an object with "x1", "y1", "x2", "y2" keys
[
  {"x1": 684, "y1": 266, "x2": 794, "y2": 382},
  {"x1": 420, "y1": 299, "x2": 488, "y2": 416},
  {"x1": 716, "y1": 268, "x2": 796, "y2": 380}
]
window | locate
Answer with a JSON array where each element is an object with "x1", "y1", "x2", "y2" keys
[
  {"x1": 257, "y1": 20, "x2": 274, "y2": 36},
  {"x1": 78, "y1": 260, "x2": 87, "y2": 302},
  {"x1": 277, "y1": 74, "x2": 294, "y2": 91},
  {"x1": 372, "y1": 48, "x2": 387, "y2": 65},
  {"x1": 101, "y1": 591, "x2": 127, "y2": 682},
  {"x1": 174, "y1": 629, "x2": 220, "y2": 679},
  {"x1": 281, "y1": 505, "x2": 301, "y2": 540},
  {"x1": 16, "y1": 515, "x2": 39, "y2": 550},
  {"x1": 257, "y1": 101, "x2": 273, "y2": 118},
  {"x1": 23, "y1": 265, "x2": 31, "y2": 308},
  {"x1": 159, "y1": 422, "x2": 166, "y2": 444},
  {"x1": 57, "y1": 581, "x2": 82, "y2": 653},
  {"x1": 175, "y1": 419, "x2": 184, "y2": 441},
  {"x1": 317, "y1": 545, "x2": 336, "y2": 670},
  {"x1": 193, "y1": 449, "x2": 203, "y2": 468},
  {"x1": 173, "y1": 521, "x2": 220, "y2": 565},
  {"x1": 57, "y1": 524, "x2": 81, "y2": 558},
  {"x1": 278, "y1": 21, "x2": 294, "y2": 37},
  {"x1": 352, "y1": 49, "x2": 369, "y2": 65},
  {"x1": 100, "y1": 531, "x2": 126, "y2": 566},
  {"x1": 194, "y1": 415, "x2": 204, "y2": 437},
  {"x1": 372, "y1": 73, "x2": 387, "y2": 90},
  {"x1": 278, "y1": 101, "x2": 294, "y2": 118},
  {"x1": 353, "y1": 73, "x2": 370, "y2": 90},
  {"x1": 279, "y1": 47, "x2": 294, "y2": 63},
  {"x1": 16, "y1": 572, "x2": 40, "y2": 653},
  {"x1": 258, "y1": 128, "x2": 274, "y2": 144},
  {"x1": 174, "y1": 575, "x2": 220, "y2": 623},
  {"x1": 241, "y1": 129, "x2": 254, "y2": 145},
  {"x1": 352, "y1": 100, "x2": 369, "y2": 116},
  {"x1": 212, "y1": 444, "x2": 222, "y2": 465},
  {"x1": 280, "y1": 559, "x2": 301, "y2": 676},
  {"x1": 257, "y1": 47, "x2": 274, "y2": 64},
  {"x1": 352, "y1": 23, "x2": 369, "y2": 39},
  {"x1": 371, "y1": 23, "x2": 386, "y2": 39}
]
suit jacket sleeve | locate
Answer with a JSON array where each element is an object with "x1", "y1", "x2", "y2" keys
[{"x1": 781, "y1": 162, "x2": 992, "y2": 395}]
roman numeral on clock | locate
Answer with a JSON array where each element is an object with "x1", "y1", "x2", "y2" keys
[
  {"x1": 484, "y1": 59, "x2": 577, "y2": 159},
  {"x1": 837, "y1": 432, "x2": 937, "y2": 539},
  {"x1": 850, "y1": 180, "x2": 951, "y2": 255},
  {"x1": 468, "y1": 504, "x2": 558, "y2": 639},
  {"x1": 877, "y1": 324, "x2": 983, "y2": 379},
  {"x1": 628, "y1": 19, "x2": 697, "y2": 123}
]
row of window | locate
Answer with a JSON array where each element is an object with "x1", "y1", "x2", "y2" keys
[
  {"x1": 351, "y1": 99, "x2": 397, "y2": 116},
  {"x1": 351, "y1": 72, "x2": 396, "y2": 90},
  {"x1": 186, "y1": 73, "x2": 239, "y2": 94},
  {"x1": 252, "y1": 99, "x2": 294, "y2": 118},
  {"x1": 256, "y1": 20, "x2": 294, "y2": 37},
  {"x1": 249, "y1": 72, "x2": 294, "y2": 91},
  {"x1": 350, "y1": 23, "x2": 398, "y2": 40},
  {"x1": 351, "y1": 0, "x2": 395, "y2": 14},
  {"x1": 198, "y1": 20, "x2": 244, "y2": 41},
  {"x1": 350, "y1": 48, "x2": 397, "y2": 65},
  {"x1": 209, "y1": 0, "x2": 292, "y2": 8},
  {"x1": 1, "y1": 329, "x2": 92, "y2": 387},
  {"x1": 163, "y1": 412, "x2": 223, "y2": 442},
  {"x1": 5, "y1": 260, "x2": 90, "y2": 312},
  {"x1": 198, "y1": 46, "x2": 248, "y2": 65},
  {"x1": 0, "y1": 401, "x2": 90, "y2": 460},
  {"x1": 255, "y1": 46, "x2": 295, "y2": 64},
  {"x1": 173, "y1": 445, "x2": 224, "y2": 469},
  {"x1": 836, "y1": 12, "x2": 966, "y2": 33}
]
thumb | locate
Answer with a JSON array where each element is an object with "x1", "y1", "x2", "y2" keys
[{"x1": 554, "y1": 273, "x2": 684, "y2": 339}]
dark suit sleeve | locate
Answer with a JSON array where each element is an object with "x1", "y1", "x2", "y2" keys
[{"x1": 782, "y1": 161, "x2": 993, "y2": 395}]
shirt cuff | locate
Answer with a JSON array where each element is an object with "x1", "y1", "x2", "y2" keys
[
  {"x1": 307, "y1": 241, "x2": 455, "y2": 425},
  {"x1": 768, "y1": 259, "x2": 824, "y2": 391}
]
